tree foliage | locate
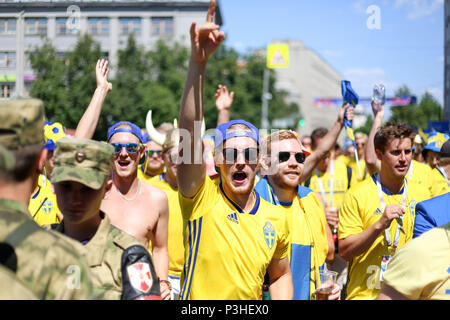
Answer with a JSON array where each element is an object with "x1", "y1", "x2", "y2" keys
[{"x1": 29, "y1": 34, "x2": 300, "y2": 139}]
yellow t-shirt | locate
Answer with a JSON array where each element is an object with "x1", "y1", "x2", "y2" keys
[
  {"x1": 137, "y1": 164, "x2": 157, "y2": 184},
  {"x1": 28, "y1": 174, "x2": 61, "y2": 226},
  {"x1": 255, "y1": 177, "x2": 328, "y2": 300},
  {"x1": 382, "y1": 222, "x2": 450, "y2": 300},
  {"x1": 148, "y1": 173, "x2": 184, "y2": 280},
  {"x1": 304, "y1": 159, "x2": 352, "y2": 209},
  {"x1": 406, "y1": 160, "x2": 433, "y2": 194},
  {"x1": 179, "y1": 177, "x2": 289, "y2": 300},
  {"x1": 339, "y1": 175, "x2": 431, "y2": 300},
  {"x1": 430, "y1": 166, "x2": 450, "y2": 198}
]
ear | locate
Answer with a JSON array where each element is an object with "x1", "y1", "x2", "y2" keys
[
  {"x1": 37, "y1": 148, "x2": 48, "y2": 175},
  {"x1": 375, "y1": 148, "x2": 383, "y2": 161},
  {"x1": 103, "y1": 177, "x2": 113, "y2": 200},
  {"x1": 139, "y1": 145, "x2": 145, "y2": 160},
  {"x1": 258, "y1": 154, "x2": 270, "y2": 176}
]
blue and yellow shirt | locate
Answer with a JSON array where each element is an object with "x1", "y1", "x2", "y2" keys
[
  {"x1": 256, "y1": 177, "x2": 329, "y2": 300},
  {"x1": 339, "y1": 175, "x2": 431, "y2": 300},
  {"x1": 178, "y1": 177, "x2": 289, "y2": 300},
  {"x1": 28, "y1": 174, "x2": 61, "y2": 226}
]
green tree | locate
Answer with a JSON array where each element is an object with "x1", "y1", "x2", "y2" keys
[
  {"x1": 389, "y1": 85, "x2": 442, "y2": 129},
  {"x1": 28, "y1": 39, "x2": 70, "y2": 123}
]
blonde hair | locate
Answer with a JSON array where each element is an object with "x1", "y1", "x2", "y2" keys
[{"x1": 262, "y1": 130, "x2": 300, "y2": 158}]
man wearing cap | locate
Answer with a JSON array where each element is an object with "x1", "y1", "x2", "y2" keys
[
  {"x1": 255, "y1": 130, "x2": 340, "y2": 300},
  {"x1": 0, "y1": 98, "x2": 94, "y2": 299},
  {"x1": 147, "y1": 129, "x2": 184, "y2": 300},
  {"x1": 421, "y1": 132, "x2": 450, "y2": 170},
  {"x1": 429, "y1": 139, "x2": 450, "y2": 198},
  {"x1": 73, "y1": 60, "x2": 171, "y2": 299},
  {"x1": 99, "y1": 121, "x2": 170, "y2": 299},
  {"x1": 177, "y1": 0, "x2": 292, "y2": 300},
  {"x1": 47, "y1": 137, "x2": 161, "y2": 300},
  {"x1": 28, "y1": 121, "x2": 65, "y2": 226}
]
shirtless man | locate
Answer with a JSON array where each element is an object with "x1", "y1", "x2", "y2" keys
[{"x1": 74, "y1": 59, "x2": 170, "y2": 299}]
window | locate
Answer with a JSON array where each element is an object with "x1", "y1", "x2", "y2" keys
[
  {"x1": 88, "y1": 18, "x2": 110, "y2": 36},
  {"x1": 0, "y1": 52, "x2": 16, "y2": 68},
  {"x1": 25, "y1": 18, "x2": 47, "y2": 36},
  {"x1": 56, "y1": 17, "x2": 79, "y2": 35},
  {"x1": 119, "y1": 17, "x2": 141, "y2": 35},
  {"x1": 1, "y1": 84, "x2": 14, "y2": 98},
  {"x1": 151, "y1": 17, "x2": 173, "y2": 36},
  {"x1": 0, "y1": 18, "x2": 16, "y2": 35}
]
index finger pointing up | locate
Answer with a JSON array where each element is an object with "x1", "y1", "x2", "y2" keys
[{"x1": 206, "y1": 0, "x2": 216, "y2": 23}]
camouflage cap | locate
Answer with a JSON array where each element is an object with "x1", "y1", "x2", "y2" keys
[
  {"x1": 51, "y1": 137, "x2": 114, "y2": 190},
  {"x1": 0, "y1": 99, "x2": 45, "y2": 170},
  {"x1": 0, "y1": 98, "x2": 45, "y2": 149}
]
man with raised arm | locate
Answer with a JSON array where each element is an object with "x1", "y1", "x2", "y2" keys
[
  {"x1": 177, "y1": 0, "x2": 292, "y2": 300},
  {"x1": 74, "y1": 59, "x2": 171, "y2": 300},
  {"x1": 365, "y1": 99, "x2": 433, "y2": 192}
]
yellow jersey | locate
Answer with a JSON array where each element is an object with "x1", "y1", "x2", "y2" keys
[
  {"x1": 137, "y1": 164, "x2": 158, "y2": 184},
  {"x1": 430, "y1": 166, "x2": 450, "y2": 198},
  {"x1": 303, "y1": 159, "x2": 352, "y2": 209},
  {"x1": 406, "y1": 160, "x2": 433, "y2": 194},
  {"x1": 28, "y1": 174, "x2": 61, "y2": 226},
  {"x1": 148, "y1": 173, "x2": 184, "y2": 280},
  {"x1": 255, "y1": 177, "x2": 328, "y2": 300},
  {"x1": 179, "y1": 177, "x2": 290, "y2": 300},
  {"x1": 339, "y1": 175, "x2": 431, "y2": 300}
]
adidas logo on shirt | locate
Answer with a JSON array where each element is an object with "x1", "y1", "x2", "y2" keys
[
  {"x1": 373, "y1": 208, "x2": 382, "y2": 216},
  {"x1": 227, "y1": 212, "x2": 239, "y2": 224}
]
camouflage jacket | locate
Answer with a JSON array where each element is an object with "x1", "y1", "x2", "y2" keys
[
  {"x1": 0, "y1": 264, "x2": 38, "y2": 299},
  {"x1": 0, "y1": 199, "x2": 94, "y2": 299},
  {"x1": 49, "y1": 213, "x2": 144, "y2": 300}
]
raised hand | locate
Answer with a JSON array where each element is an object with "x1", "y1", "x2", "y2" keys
[
  {"x1": 338, "y1": 103, "x2": 354, "y2": 126},
  {"x1": 189, "y1": 0, "x2": 225, "y2": 64},
  {"x1": 96, "y1": 58, "x2": 112, "y2": 93},
  {"x1": 215, "y1": 84, "x2": 234, "y2": 112}
]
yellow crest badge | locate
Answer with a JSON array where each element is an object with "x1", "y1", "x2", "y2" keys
[
  {"x1": 127, "y1": 262, "x2": 153, "y2": 293},
  {"x1": 263, "y1": 221, "x2": 276, "y2": 250}
]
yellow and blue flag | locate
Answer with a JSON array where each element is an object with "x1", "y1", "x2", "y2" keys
[{"x1": 341, "y1": 80, "x2": 361, "y2": 178}]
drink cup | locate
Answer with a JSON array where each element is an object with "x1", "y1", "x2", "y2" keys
[
  {"x1": 373, "y1": 84, "x2": 385, "y2": 110},
  {"x1": 315, "y1": 270, "x2": 337, "y2": 300}
]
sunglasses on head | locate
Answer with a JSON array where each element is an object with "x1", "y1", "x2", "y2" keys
[
  {"x1": 110, "y1": 142, "x2": 140, "y2": 154},
  {"x1": 222, "y1": 148, "x2": 259, "y2": 163},
  {"x1": 278, "y1": 151, "x2": 305, "y2": 164},
  {"x1": 146, "y1": 149, "x2": 162, "y2": 157}
]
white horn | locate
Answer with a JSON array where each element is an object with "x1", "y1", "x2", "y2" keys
[
  {"x1": 146, "y1": 110, "x2": 166, "y2": 146},
  {"x1": 173, "y1": 118, "x2": 178, "y2": 129}
]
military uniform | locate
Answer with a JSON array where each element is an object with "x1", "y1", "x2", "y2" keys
[
  {"x1": 0, "y1": 99, "x2": 95, "y2": 300},
  {"x1": 50, "y1": 137, "x2": 161, "y2": 300},
  {"x1": 0, "y1": 265, "x2": 37, "y2": 300},
  {"x1": 47, "y1": 214, "x2": 146, "y2": 299}
]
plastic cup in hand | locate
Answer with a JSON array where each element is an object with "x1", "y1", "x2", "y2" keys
[
  {"x1": 316, "y1": 270, "x2": 337, "y2": 300},
  {"x1": 373, "y1": 84, "x2": 385, "y2": 110}
]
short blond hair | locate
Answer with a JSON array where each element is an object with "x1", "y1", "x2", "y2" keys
[{"x1": 262, "y1": 130, "x2": 299, "y2": 158}]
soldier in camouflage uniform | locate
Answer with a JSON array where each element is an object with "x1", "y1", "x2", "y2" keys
[
  {"x1": 0, "y1": 99, "x2": 94, "y2": 299},
  {"x1": 0, "y1": 264, "x2": 37, "y2": 300},
  {"x1": 48, "y1": 137, "x2": 161, "y2": 300}
]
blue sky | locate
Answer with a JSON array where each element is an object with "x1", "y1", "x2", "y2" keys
[{"x1": 219, "y1": 0, "x2": 444, "y2": 104}]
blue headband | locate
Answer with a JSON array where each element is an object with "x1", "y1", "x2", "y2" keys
[
  {"x1": 107, "y1": 121, "x2": 143, "y2": 143},
  {"x1": 214, "y1": 119, "x2": 260, "y2": 149}
]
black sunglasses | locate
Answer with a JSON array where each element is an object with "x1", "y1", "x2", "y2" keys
[
  {"x1": 278, "y1": 151, "x2": 305, "y2": 164},
  {"x1": 222, "y1": 148, "x2": 259, "y2": 163}
]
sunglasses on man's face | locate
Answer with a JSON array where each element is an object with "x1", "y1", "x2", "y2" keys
[
  {"x1": 110, "y1": 142, "x2": 140, "y2": 154},
  {"x1": 222, "y1": 148, "x2": 259, "y2": 163},
  {"x1": 146, "y1": 150, "x2": 162, "y2": 157},
  {"x1": 278, "y1": 151, "x2": 305, "y2": 164}
]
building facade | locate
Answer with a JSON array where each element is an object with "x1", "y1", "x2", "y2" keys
[{"x1": 0, "y1": 0, "x2": 222, "y2": 98}]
